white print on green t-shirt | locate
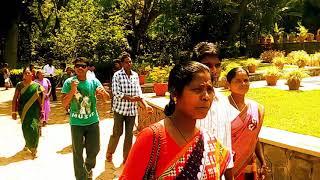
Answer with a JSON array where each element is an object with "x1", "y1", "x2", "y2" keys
[
  {"x1": 74, "y1": 91, "x2": 92, "y2": 115},
  {"x1": 71, "y1": 111, "x2": 95, "y2": 119}
]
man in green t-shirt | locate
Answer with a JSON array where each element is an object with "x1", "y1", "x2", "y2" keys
[{"x1": 61, "y1": 57, "x2": 110, "y2": 180}]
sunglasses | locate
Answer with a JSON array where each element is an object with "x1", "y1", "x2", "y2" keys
[
  {"x1": 203, "y1": 63, "x2": 222, "y2": 68},
  {"x1": 75, "y1": 64, "x2": 87, "y2": 68}
]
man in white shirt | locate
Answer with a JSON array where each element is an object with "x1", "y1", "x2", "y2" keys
[
  {"x1": 193, "y1": 42, "x2": 239, "y2": 179},
  {"x1": 43, "y1": 59, "x2": 57, "y2": 101},
  {"x1": 86, "y1": 62, "x2": 96, "y2": 79}
]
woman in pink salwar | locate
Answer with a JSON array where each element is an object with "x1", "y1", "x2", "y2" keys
[
  {"x1": 226, "y1": 67, "x2": 270, "y2": 180},
  {"x1": 35, "y1": 70, "x2": 51, "y2": 127}
]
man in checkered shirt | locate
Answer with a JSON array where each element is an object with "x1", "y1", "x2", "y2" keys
[{"x1": 106, "y1": 52, "x2": 153, "y2": 164}]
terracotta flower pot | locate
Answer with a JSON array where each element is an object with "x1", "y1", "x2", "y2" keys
[
  {"x1": 260, "y1": 37, "x2": 266, "y2": 44},
  {"x1": 288, "y1": 35, "x2": 296, "y2": 42},
  {"x1": 248, "y1": 65, "x2": 256, "y2": 73},
  {"x1": 139, "y1": 74, "x2": 146, "y2": 85},
  {"x1": 274, "y1": 63, "x2": 284, "y2": 70},
  {"x1": 306, "y1": 33, "x2": 314, "y2": 42},
  {"x1": 153, "y1": 83, "x2": 168, "y2": 96},
  {"x1": 287, "y1": 79, "x2": 301, "y2": 90},
  {"x1": 265, "y1": 75, "x2": 278, "y2": 86}
]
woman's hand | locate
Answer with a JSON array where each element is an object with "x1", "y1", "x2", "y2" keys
[
  {"x1": 12, "y1": 112, "x2": 17, "y2": 120},
  {"x1": 258, "y1": 164, "x2": 270, "y2": 180},
  {"x1": 45, "y1": 93, "x2": 50, "y2": 99}
]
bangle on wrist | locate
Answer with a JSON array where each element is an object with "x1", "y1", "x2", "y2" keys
[{"x1": 12, "y1": 112, "x2": 17, "y2": 114}]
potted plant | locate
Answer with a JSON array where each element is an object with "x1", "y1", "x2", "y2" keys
[
  {"x1": 288, "y1": 32, "x2": 296, "y2": 42},
  {"x1": 149, "y1": 65, "x2": 172, "y2": 96},
  {"x1": 287, "y1": 50, "x2": 310, "y2": 68},
  {"x1": 316, "y1": 29, "x2": 320, "y2": 41},
  {"x1": 272, "y1": 56, "x2": 287, "y2": 70},
  {"x1": 285, "y1": 69, "x2": 309, "y2": 90},
  {"x1": 133, "y1": 62, "x2": 152, "y2": 85},
  {"x1": 263, "y1": 66, "x2": 282, "y2": 86},
  {"x1": 260, "y1": 34, "x2": 267, "y2": 44},
  {"x1": 306, "y1": 33, "x2": 314, "y2": 42},
  {"x1": 273, "y1": 23, "x2": 284, "y2": 44},
  {"x1": 296, "y1": 22, "x2": 308, "y2": 43},
  {"x1": 245, "y1": 58, "x2": 260, "y2": 73},
  {"x1": 266, "y1": 34, "x2": 273, "y2": 44}
]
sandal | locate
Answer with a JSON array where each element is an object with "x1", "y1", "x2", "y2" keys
[{"x1": 30, "y1": 148, "x2": 37, "y2": 159}]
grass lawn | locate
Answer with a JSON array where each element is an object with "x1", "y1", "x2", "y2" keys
[{"x1": 224, "y1": 88, "x2": 320, "y2": 137}]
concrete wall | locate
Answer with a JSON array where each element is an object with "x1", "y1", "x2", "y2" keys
[{"x1": 262, "y1": 143, "x2": 320, "y2": 180}]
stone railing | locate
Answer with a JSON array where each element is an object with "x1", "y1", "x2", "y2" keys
[{"x1": 138, "y1": 93, "x2": 320, "y2": 180}]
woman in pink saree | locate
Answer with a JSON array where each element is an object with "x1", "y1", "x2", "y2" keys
[
  {"x1": 120, "y1": 61, "x2": 231, "y2": 179},
  {"x1": 226, "y1": 67, "x2": 269, "y2": 180},
  {"x1": 35, "y1": 70, "x2": 51, "y2": 127}
]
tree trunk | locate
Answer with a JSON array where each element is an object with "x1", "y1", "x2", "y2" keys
[
  {"x1": 5, "y1": 17, "x2": 18, "y2": 68},
  {"x1": 228, "y1": 0, "x2": 250, "y2": 41}
]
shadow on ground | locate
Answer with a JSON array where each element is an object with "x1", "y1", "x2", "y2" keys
[
  {"x1": 95, "y1": 161, "x2": 123, "y2": 180},
  {"x1": 0, "y1": 150, "x2": 33, "y2": 166},
  {"x1": 56, "y1": 145, "x2": 73, "y2": 154}
]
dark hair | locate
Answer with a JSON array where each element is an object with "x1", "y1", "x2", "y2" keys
[
  {"x1": 164, "y1": 61, "x2": 210, "y2": 116},
  {"x1": 119, "y1": 52, "x2": 131, "y2": 62},
  {"x1": 73, "y1": 57, "x2": 89, "y2": 65},
  {"x1": 88, "y1": 61, "x2": 94, "y2": 67},
  {"x1": 23, "y1": 66, "x2": 31, "y2": 74},
  {"x1": 113, "y1": 59, "x2": 121, "y2": 64},
  {"x1": 3, "y1": 63, "x2": 8, "y2": 67},
  {"x1": 192, "y1": 42, "x2": 221, "y2": 62},
  {"x1": 226, "y1": 67, "x2": 249, "y2": 83},
  {"x1": 35, "y1": 70, "x2": 44, "y2": 79}
]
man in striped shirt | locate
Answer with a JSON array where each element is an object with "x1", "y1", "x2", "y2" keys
[
  {"x1": 106, "y1": 52, "x2": 153, "y2": 164},
  {"x1": 193, "y1": 42, "x2": 239, "y2": 179}
]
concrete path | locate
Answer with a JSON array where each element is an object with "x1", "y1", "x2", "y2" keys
[{"x1": 0, "y1": 87, "x2": 125, "y2": 180}]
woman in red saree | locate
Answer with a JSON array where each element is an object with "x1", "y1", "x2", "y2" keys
[
  {"x1": 120, "y1": 61, "x2": 231, "y2": 179},
  {"x1": 226, "y1": 67, "x2": 269, "y2": 180}
]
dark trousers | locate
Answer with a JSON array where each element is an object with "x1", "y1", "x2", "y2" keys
[
  {"x1": 107, "y1": 112, "x2": 135, "y2": 162},
  {"x1": 48, "y1": 76, "x2": 57, "y2": 101},
  {"x1": 71, "y1": 122, "x2": 100, "y2": 180}
]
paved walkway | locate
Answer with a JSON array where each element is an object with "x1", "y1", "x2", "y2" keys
[{"x1": 0, "y1": 88, "x2": 125, "y2": 180}]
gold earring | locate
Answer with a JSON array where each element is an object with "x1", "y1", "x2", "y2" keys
[{"x1": 173, "y1": 97, "x2": 177, "y2": 103}]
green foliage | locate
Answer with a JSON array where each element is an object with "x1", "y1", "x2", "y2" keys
[
  {"x1": 220, "y1": 62, "x2": 241, "y2": 80},
  {"x1": 10, "y1": 69, "x2": 23, "y2": 76},
  {"x1": 285, "y1": 68, "x2": 309, "y2": 81},
  {"x1": 287, "y1": 50, "x2": 310, "y2": 67},
  {"x1": 51, "y1": 0, "x2": 128, "y2": 61},
  {"x1": 272, "y1": 56, "x2": 287, "y2": 66},
  {"x1": 149, "y1": 65, "x2": 173, "y2": 83},
  {"x1": 132, "y1": 62, "x2": 152, "y2": 75},
  {"x1": 245, "y1": 58, "x2": 260, "y2": 67},
  {"x1": 296, "y1": 22, "x2": 308, "y2": 37},
  {"x1": 263, "y1": 66, "x2": 282, "y2": 77}
]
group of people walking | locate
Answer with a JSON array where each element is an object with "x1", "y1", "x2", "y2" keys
[
  {"x1": 121, "y1": 42, "x2": 269, "y2": 180},
  {"x1": 8, "y1": 41, "x2": 269, "y2": 180}
]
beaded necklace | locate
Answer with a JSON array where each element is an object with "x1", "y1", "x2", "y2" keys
[{"x1": 229, "y1": 94, "x2": 247, "y2": 112}]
